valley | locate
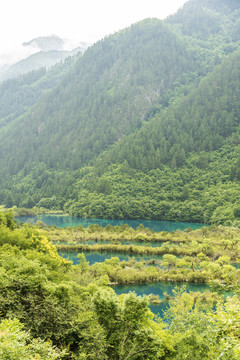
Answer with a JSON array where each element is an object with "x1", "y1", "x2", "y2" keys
[{"x1": 1, "y1": 0, "x2": 240, "y2": 358}]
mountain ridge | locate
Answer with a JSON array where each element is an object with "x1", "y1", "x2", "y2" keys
[{"x1": 0, "y1": 18, "x2": 195, "y2": 174}]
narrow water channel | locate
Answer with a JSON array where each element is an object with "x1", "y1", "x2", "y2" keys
[{"x1": 59, "y1": 250, "x2": 163, "y2": 265}]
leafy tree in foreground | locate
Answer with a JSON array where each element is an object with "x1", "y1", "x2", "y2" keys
[
  {"x1": 0, "y1": 318, "x2": 64, "y2": 360},
  {"x1": 165, "y1": 290, "x2": 240, "y2": 359},
  {"x1": 93, "y1": 289, "x2": 174, "y2": 360}
]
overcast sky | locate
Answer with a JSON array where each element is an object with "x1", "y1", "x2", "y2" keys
[{"x1": 0, "y1": 0, "x2": 188, "y2": 63}]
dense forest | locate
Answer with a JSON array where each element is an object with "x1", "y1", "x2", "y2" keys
[
  {"x1": 0, "y1": 56, "x2": 78, "y2": 129},
  {"x1": 0, "y1": 0, "x2": 240, "y2": 225}
]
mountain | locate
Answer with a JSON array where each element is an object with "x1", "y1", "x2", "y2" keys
[
  {"x1": 0, "y1": 48, "x2": 80, "y2": 81},
  {"x1": 22, "y1": 34, "x2": 90, "y2": 52},
  {"x1": 0, "y1": 35, "x2": 89, "y2": 81},
  {"x1": 68, "y1": 50, "x2": 240, "y2": 224},
  {"x1": 0, "y1": 19, "x2": 195, "y2": 175},
  {"x1": 22, "y1": 35, "x2": 65, "y2": 51},
  {"x1": 1, "y1": 0, "x2": 240, "y2": 226}
]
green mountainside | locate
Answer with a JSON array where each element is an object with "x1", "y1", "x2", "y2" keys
[
  {"x1": 0, "y1": 19, "x2": 195, "y2": 176},
  {"x1": 168, "y1": 0, "x2": 240, "y2": 38},
  {"x1": 1, "y1": 0, "x2": 240, "y2": 225},
  {"x1": 60, "y1": 51, "x2": 240, "y2": 225},
  {"x1": 102, "y1": 52, "x2": 240, "y2": 170},
  {"x1": 0, "y1": 56, "x2": 78, "y2": 129}
]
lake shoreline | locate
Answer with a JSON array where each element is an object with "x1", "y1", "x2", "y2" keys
[{"x1": 16, "y1": 213, "x2": 207, "y2": 232}]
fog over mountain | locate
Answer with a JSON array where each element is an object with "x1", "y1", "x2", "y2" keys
[
  {"x1": 0, "y1": 35, "x2": 90, "y2": 81},
  {"x1": 0, "y1": 34, "x2": 89, "y2": 66}
]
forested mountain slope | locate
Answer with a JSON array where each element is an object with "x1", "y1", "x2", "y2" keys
[
  {"x1": 61, "y1": 50, "x2": 240, "y2": 224},
  {"x1": 1, "y1": 0, "x2": 240, "y2": 225},
  {"x1": 0, "y1": 49, "x2": 79, "y2": 82},
  {"x1": 100, "y1": 51, "x2": 240, "y2": 171},
  {"x1": 168, "y1": 0, "x2": 240, "y2": 41},
  {"x1": 0, "y1": 56, "x2": 78, "y2": 129},
  {"x1": 0, "y1": 18, "x2": 195, "y2": 179},
  {"x1": 167, "y1": 0, "x2": 240, "y2": 75}
]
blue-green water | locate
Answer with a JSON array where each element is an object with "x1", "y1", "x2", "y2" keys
[
  {"x1": 114, "y1": 282, "x2": 209, "y2": 316},
  {"x1": 118, "y1": 240, "x2": 166, "y2": 247},
  {"x1": 59, "y1": 249, "x2": 209, "y2": 316},
  {"x1": 16, "y1": 213, "x2": 208, "y2": 317},
  {"x1": 59, "y1": 249, "x2": 208, "y2": 316},
  {"x1": 59, "y1": 250, "x2": 163, "y2": 265},
  {"x1": 17, "y1": 214, "x2": 206, "y2": 232}
]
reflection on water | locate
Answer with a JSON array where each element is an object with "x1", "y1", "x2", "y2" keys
[
  {"x1": 16, "y1": 214, "x2": 206, "y2": 232},
  {"x1": 54, "y1": 239, "x2": 169, "y2": 247},
  {"x1": 59, "y1": 250, "x2": 163, "y2": 265}
]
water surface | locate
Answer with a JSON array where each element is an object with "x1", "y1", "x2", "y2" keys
[
  {"x1": 59, "y1": 250, "x2": 209, "y2": 316},
  {"x1": 59, "y1": 250, "x2": 162, "y2": 265},
  {"x1": 113, "y1": 282, "x2": 209, "y2": 316},
  {"x1": 17, "y1": 214, "x2": 206, "y2": 232},
  {"x1": 59, "y1": 250, "x2": 209, "y2": 317}
]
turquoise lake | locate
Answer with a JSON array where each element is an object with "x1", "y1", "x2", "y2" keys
[
  {"x1": 114, "y1": 282, "x2": 209, "y2": 316},
  {"x1": 59, "y1": 249, "x2": 209, "y2": 316},
  {"x1": 16, "y1": 214, "x2": 206, "y2": 232},
  {"x1": 17, "y1": 214, "x2": 210, "y2": 316}
]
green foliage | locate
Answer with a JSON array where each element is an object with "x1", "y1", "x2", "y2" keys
[
  {"x1": 92, "y1": 290, "x2": 173, "y2": 359},
  {"x1": 168, "y1": 0, "x2": 240, "y2": 39},
  {"x1": 0, "y1": 211, "x2": 108, "y2": 358},
  {"x1": 61, "y1": 145, "x2": 240, "y2": 224},
  {"x1": 0, "y1": 210, "x2": 176, "y2": 359},
  {"x1": 0, "y1": 56, "x2": 76, "y2": 130},
  {"x1": 0, "y1": 18, "x2": 195, "y2": 184},
  {"x1": 0, "y1": 318, "x2": 63, "y2": 360},
  {"x1": 52, "y1": 223, "x2": 240, "y2": 286},
  {"x1": 165, "y1": 291, "x2": 240, "y2": 359}
]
